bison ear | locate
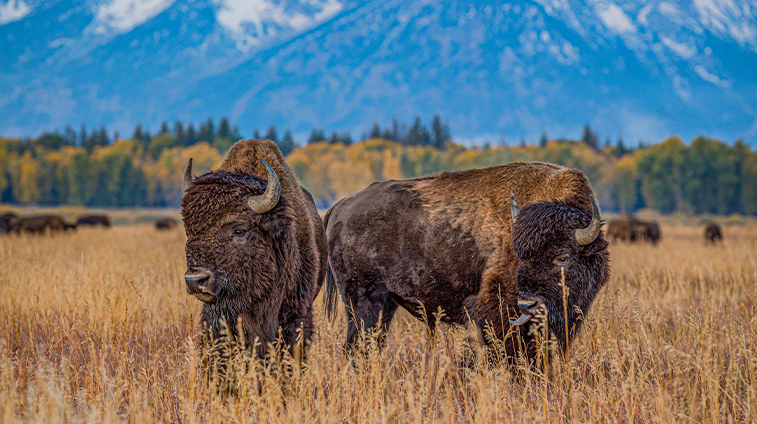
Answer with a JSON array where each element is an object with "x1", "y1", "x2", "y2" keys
[{"x1": 182, "y1": 158, "x2": 194, "y2": 196}]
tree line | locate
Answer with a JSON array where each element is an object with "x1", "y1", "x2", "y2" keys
[{"x1": 1, "y1": 118, "x2": 754, "y2": 214}]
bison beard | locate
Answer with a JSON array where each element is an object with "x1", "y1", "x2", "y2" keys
[
  {"x1": 324, "y1": 161, "x2": 610, "y2": 365},
  {"x1": 181, "y1": 139, "x2": 327, "y2": 364}
]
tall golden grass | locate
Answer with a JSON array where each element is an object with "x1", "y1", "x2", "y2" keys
[{"x1": 1, "y1": 223, "x2": 755, "y2": 422}]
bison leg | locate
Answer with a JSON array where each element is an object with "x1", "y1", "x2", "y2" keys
[
  {"x1": 344, "y1": 283, "x2": 399, "y2": 354},
  {"x1": 278, "y1": 307, "x2": 314, "y2": 364}
]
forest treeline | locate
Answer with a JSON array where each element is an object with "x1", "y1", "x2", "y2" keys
[{"x1": 1, "y1": 123, "x2": 755, "y2": 214}]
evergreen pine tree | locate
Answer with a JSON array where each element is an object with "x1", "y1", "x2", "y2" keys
[
  {"x1": 64, "y1": 125, "x2": 77, "y2": 146},
  {"x1": 431, "y1": 115, "x2": 451, "y2": 149},
  {"x1": 187, "y1": 124, "x2": 197, "y2": 145},
  {"x1": 160, "y1": 121, "x2": 169, "y2": 135},
  {"x1": 308, "y1": 128, "x2": 325, "y2": 144},
  {"x1": 253, "y1": 128, "x2": 261, "y2": 139},
  {"x1": 369, "y1": 122, "x2": 381, "y2": 139},
  {"x1": 539, "y1": 131, "x2": 548, "y2": 148},
  {"x1": 278, "y1": 130, "x2": 296, "y2": 156},
  {"x1": 582, "y1": 124, "x2": 598, "y2": 149},
  {"x1": 79, "y1": 123, "x2": 87, "y2": 147},
  {"x1": 174, "y1": 121, "x2": 185, "y2": 145},
  {"x1": 264, "y1": 125, "x2": 278, "y2": 142},
  {"x1": 218, "y1": 117, "x2": 231, "y2": 139}
]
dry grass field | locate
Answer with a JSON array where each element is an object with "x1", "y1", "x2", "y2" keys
[{"x1": 1, "y1": 221, "x2": 756, "y2": 423}]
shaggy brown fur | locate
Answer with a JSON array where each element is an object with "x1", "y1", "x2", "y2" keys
[
  {"x1": 181, "y1": 139, "x2": 327, "y2": 359},
  {"x1": 325, "y1": 161, "x2": 610, "y2": 361}
]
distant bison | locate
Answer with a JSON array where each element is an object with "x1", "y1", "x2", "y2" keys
[
  {"x1": 9, "y1": 215, "x2": 75, "y2": 234},
  {"x1": 607, "y1": 214, "x2": 661, "y2": 245},
  {"x1": 155, "y1": 218, "x2": 178, "y2": 230},
  {"x1": 704, "y1": 222, "x2": 722, "y2": 244},
  {"x1": 325, "y1": 162, "x2": 609, "y2": 362},
  {"x1": 0, "y1": 213, "x2": 18, "y2": 233},
  {"x1": 637, "y1": 220, "x2": 661, "y2": 245},
  {"x1": 76, "y1": 214, "x2": 111, "y2": 228},
  {"x1": 181, "y1": 139, "x2": 327, "y2": 361}
]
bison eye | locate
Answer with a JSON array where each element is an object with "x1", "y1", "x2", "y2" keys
[
  {"x1": 233, "y1": 229, "x2": 247, "y2": 237},
  {"x1": 554, "y1": 253, "x2": 570, "y2": 266}
]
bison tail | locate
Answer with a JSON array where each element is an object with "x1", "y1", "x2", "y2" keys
[{"x1": 325, "y1": 262, "x2": 339, "y2": 322}]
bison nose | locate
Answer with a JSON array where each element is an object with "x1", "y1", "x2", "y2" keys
[{"x1": 184, "y1": 269, "x2": 216, "y2": 303}]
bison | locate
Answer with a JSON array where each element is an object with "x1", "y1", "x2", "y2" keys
[
  {"x1": 9, "y1": 215, "x2": 76, "y2": 234},
  {"x1": 607, "y1": 214, "x2": 661, "y2": 245},
  {"x1": 704, "y1": 222, "x2": 722, "y2": 244},
  {"x1": 324, "y1": 161, "x2": 609, "y2": 362},
  {"x1": 0, "y1": 213, "x2": 18, "y2": 233},
  {"x1": 181, "y1": 139, "x2": 327, "y2": 361},
  {"x1": 76, "y1": 214, "x2": 111, "y2": 228},
  {"x1": 155, "y1": 217, "x2": 179, "y2": 230},
  {"x1": 637, "y1": 220, "x2": 661, "y2": 245}
]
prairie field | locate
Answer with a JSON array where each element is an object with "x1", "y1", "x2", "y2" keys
[{"x1": 0, "y1": 221, "x2": 756, "y2": 423}]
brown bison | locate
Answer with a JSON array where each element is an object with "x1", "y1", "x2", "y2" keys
[
  {"x1": 607, "y1": 214, "x2": 661, "y2": 245},
  {"x1": 181, "y1": 139, "x2": 327, "y2": 360},
  {"x1": 76, "y1": 214, "x2": 111, "y2": 228},
  {"x1": 155, "y1": 217, "x2": 179, "y2": 230},
  {"x1": 324, "y1": 162, "x2": 609, "y2": 361},
  {"x1": 9, "y1": 215, "x2": 76, "y2": 234},
  {"x1": 0, "y1": 213, "x2": 18, "y2": 233},
  {"x1": 704, "y1": 222, "x2": 723, "y2": 244}
]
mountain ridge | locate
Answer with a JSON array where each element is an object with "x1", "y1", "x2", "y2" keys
[{"x1": 1, "y1": 0, "x2": 756, "y2": 144}]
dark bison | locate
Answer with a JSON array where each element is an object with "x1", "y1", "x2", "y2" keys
[
  {"x1": 181, "y1": 139, "x2": 327, "y2": 361},
  {"x1": 607, "y1": 214, "x2": 661, "y2": 245},
  {"x1": 324, "y1": 162, "x2": 609, "y2": 361},
  {"x1": 1, "y1": 213, "x2": 18, "y2": 233},
  {"x1": 606, "y1": 214, "x2": 638, "y2": 242},
  {"x1": 76, "y1": 214, "x2": 111, "y2": 228},
  {"x1": 155, "y1": 217, "x2": 179, "y2": 230},
  {"x1": 704, "y1": 222, "x2": 723, "y2": 244},
  {"x1": 638, "y1": 220, "x2": 661, "y2": 245},
  {"x1": 9, "y1": 215, "x2": 76, "y2": 234}
]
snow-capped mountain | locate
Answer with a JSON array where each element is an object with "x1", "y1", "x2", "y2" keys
[{"x1": 1, "y1": 0, "x2": 756, "y2": 144}]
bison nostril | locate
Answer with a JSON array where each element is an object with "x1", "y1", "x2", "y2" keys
[{"x1": 184, "y1": 272, "x2": 212, "y2": 294}]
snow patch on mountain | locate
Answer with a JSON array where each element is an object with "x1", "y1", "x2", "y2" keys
[
  {"x1": 214, "y1": 0, "x2": 343, "y2": 51},
  {"x1": 0, "y1": 0, "x2": 31, "y2": 25},
  {"x1": 93, "y1": 0, "x2": 176, "y2": 34}
]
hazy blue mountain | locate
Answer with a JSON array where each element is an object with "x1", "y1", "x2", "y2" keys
[{"x1": 1, "y1": 0, "x2": 756, "y2": 144}]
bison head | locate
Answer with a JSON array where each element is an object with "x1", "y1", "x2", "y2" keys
[
  {"x1": 180, "y1": 158, "x2": 292, "y2": 337},
  {"x1": 509, "y1": 191, "x2": 609, "y2": 351}
]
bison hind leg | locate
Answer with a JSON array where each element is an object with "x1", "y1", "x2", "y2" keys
[{"x1": 344, "y1": 286, "x2": 399, "y2": 356}]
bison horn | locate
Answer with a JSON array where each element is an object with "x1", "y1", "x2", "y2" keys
[
  {"x1": 182, "y1": 158, "x2": 193, "y2": 196},
  {"x1": 574, "y1": 194, "x2": 601, "y2": 246},
  {"x1": 510, "y1": 187, "x2": 520, "y2": 223},
  {"x1": 248, "y1": 158, "x2": 281, "y2": 214}
]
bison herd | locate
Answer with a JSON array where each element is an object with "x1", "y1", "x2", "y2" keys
[{"x1": 0, "y1": 212, "x2": 183, "y2": 234}]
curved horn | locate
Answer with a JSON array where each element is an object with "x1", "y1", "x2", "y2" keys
[
  {"x1": 510, "y1": 187, "x2": 520, "y2": 224},
  {"x1": 182, "y1": 158, "x2": 193, "y2": 195},
  {"x1": 575, "y1": 194, "x2": 601, "y2": 246},
  {"x1": 248, "y1": 158, "x2": 281, "y2": 214}
]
